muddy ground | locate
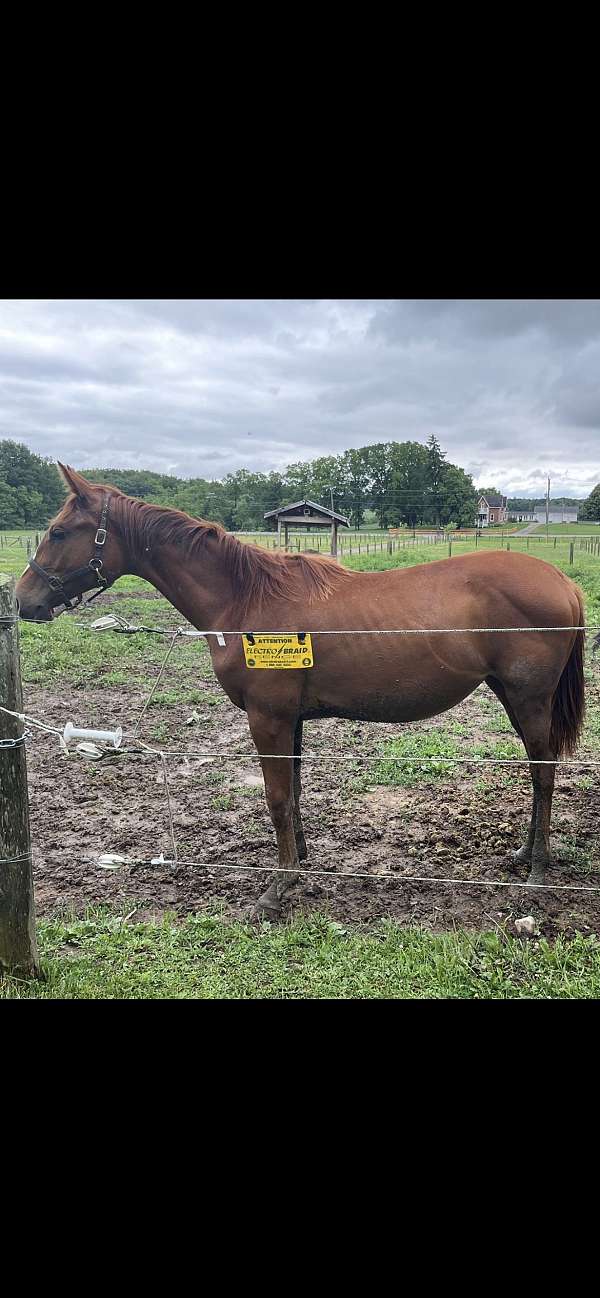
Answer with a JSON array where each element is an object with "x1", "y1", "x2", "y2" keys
[{"x1": 22, "y1": 631, "x2": 600, "y2": 941}]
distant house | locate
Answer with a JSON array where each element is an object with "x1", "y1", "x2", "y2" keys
[
  {"x1": 508, "y1": 506, "x2": 579, "y2": 524},
  {"x1": 541, "y1": 507, "x2": 579, "y2": 524},
  {"x1": 508, "y1": 507, "x2": 536, "y2": 523},
  {"x1": 477, "y1": 494, "x2": 508, "y2": 527}
]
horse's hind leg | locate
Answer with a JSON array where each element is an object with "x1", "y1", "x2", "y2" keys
[
  {"x1": 486, "y1": 677, "x2": 537, "y2": 864},
  {"x1": 490, "y1": 681, "x2": 557, "y2": 885},
  {"x1": 523, "y1": 721, "x2": 557, "y2": 886},
  {"x1": 247, "y1": 710, "x2": 300, "y2": 919},
  {"x1": 293, "y1": 719, "x2": 308, "y2": 861}
]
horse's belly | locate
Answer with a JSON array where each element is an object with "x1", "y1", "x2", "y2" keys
[{"x1": 302, "y1": 673, "x2": 481, "y2": 723}]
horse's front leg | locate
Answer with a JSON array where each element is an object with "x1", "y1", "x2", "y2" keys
[
  {"x1": 248, "y1": 710, "x2": 300, "y2": 919},
  {"x1": 293, "y1": 719, "x2": 308, "y2": 861}
]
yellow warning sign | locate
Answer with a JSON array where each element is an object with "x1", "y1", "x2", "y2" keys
[{"x1": 243, "y1": 633, "x2": 314, "y2": 669}]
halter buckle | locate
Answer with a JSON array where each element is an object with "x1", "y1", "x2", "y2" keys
[{"x1": 94, "y1": 528, "x2": 107, "y2": 545}]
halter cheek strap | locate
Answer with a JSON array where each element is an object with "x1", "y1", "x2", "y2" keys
[{"x1": 28, "y1": 495, "x2": 113, "y2": 612}]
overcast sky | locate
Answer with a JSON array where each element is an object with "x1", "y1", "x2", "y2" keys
[{"x1": 1, "y1": 298, "x2": 599, "y2": 497}]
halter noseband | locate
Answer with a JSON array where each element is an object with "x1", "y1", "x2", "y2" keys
[{"x1": 28, "y1": 496, "x2": 112, "y2": 612}]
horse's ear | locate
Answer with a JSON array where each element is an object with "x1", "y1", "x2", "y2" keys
[{"x1": 57, "y1": 463, "x2": 93, "y2": 502}]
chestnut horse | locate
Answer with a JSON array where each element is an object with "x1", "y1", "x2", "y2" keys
[{"x1": 16, "y1": 466, "x2": 585, "y2": 917}]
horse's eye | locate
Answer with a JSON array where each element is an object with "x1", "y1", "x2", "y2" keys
[{"x1": 51, "y1": 528, "x2": 66, "y2": 541}]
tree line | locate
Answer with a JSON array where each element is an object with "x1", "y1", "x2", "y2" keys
[
  {"x1": 1, "y1": 435, "x2": 597, "y2": 530},
  {"x1": 80, "y1": 435, "x2": 479, "y2": 530}
]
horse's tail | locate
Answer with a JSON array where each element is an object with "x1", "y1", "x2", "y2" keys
[{"x1": 550, "y1": 585, "x2": 586, "y2": 756}]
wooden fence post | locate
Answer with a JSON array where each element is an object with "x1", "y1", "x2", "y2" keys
[
  {"x1": 0, "y1": 576, "x2": 40, "y2": 978},
  {"x1": 570, "y1": 542, "x2": 574, "y2": 566}
]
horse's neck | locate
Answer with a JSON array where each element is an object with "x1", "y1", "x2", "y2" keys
[{"x1": 132, "y1": 530, "x2": 233, "y2": 631}]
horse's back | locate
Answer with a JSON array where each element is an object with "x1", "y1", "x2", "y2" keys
[{"x1": 324, "y1": 549, "x2": 580, "y2": 633}]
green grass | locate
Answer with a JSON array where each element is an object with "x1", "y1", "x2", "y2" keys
[
  {"x1": 531, "y1": 523, "x2": 600, "y2": 535},
  {"x1": 148, "y1": 687, "x2": 207, "y2": 708},
  {"x1": 10, "y1": 579, "x2": 211, "y2": 686},
  {"x1": 362, "y1": 729, "x2": 461, "y2": 787},
  {"x1": 554, "y1": 834, "x2": 594, "y2": 871},
  {"x1": 3, "y1": 909, "x2": 600, "y2": 998},
  {"x1": 354, "y1": 728, "x2": 524, "y2": 789},
  {"x1": 212, "y1": 793, "x2": 234, "y2": 811}
]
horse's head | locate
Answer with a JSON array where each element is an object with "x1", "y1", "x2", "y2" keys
[{"x1": 16, "y1": 465, "x2": 125, "y2": 621}]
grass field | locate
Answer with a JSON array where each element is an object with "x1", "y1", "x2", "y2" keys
[
  {"x1": 531, "y1": 522, "x2": 600, "y2": 535},
  {"x1": 2, "y1": 528, "x2": 600, "y2": 999},
  {"x1": 3, "y1": 910, "x2": 600, "y2": 999}
]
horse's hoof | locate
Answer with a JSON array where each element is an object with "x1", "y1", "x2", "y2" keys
[
  {"x1": 251, "y1": 895, "x2": 281, "y2": 923},
  {"x1": 512, "y1": 846, "x2": 532, "y2": 864},
  {"x1": 526, "y1": 869, "x2": 545, "y2": 888}
]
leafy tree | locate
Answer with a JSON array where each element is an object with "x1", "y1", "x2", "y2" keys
[
  {"x1": 340, "y1": 449, "x2": 370, "y2": 527},
  {"x1": 0, "y1": 439, "x2": 64, "y2": 524},
  {"x1": 365, "y1": 443, "x2": 393, "y2": 527},
  {"x1": 425, "y1": 434, "x2": 447, "y2": 525},
  {"x1": 303, "y1": 456, "x2": 347, "y2": 514},
  {"x1": 439, "y1": 465, "x2": 478, "y2": 528},
  {"x1": 282, "y1": 461, "x2": 313, "y2": 502},
  {"x1": 387, "y1": 442, "x2": 429, "y2": 528},
  {"x1": 580, "y1": 484, "x2": 600, "y2": 521},
  {"x1": 0, "y1": 480, "x2": 23, "y2": 528}
]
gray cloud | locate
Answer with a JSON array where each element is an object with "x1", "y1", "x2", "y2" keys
[{"x1": 0, "y1": 299, "x2": 598, "y2": 495}]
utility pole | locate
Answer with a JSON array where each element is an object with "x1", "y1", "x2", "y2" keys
[{"x1": 546, "y1": 474, "x2": 550, "y2": 540}]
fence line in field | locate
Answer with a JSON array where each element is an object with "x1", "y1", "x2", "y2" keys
[
  {"x1": 3, "y1": 704, "x2": 600, "y2": 769},
  {"x1": 2, "y1": 839, "x2": 600, "y2": 895},
  {"x1": 100, "y1": 857, "x2": 600, "y2": 896},
  {"x1": 2, "y1": 704, "x2": 599, "y2": 894},
  {"x1": 3, "y1": 614, "x2": 600, "y2": 633},
  {"x1": 3, "y1": 529, "x2": 600, "y2": 561}
]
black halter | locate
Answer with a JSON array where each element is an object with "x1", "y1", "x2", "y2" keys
[{"x1": 28, "y1": 496, "x2": 112, "y2": 612}]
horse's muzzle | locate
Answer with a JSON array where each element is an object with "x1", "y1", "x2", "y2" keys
[
  {"x1": 14, "y1": 587, "x2": 54, "y2": 622},
  {"x1": 20, "y1": 605, "x2": 54, "y2": 622}
]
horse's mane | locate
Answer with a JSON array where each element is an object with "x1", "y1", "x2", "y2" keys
[{"x1": 101, "y1": 490, "x2": 352, "y2": 611}]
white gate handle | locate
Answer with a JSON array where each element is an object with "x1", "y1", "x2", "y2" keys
[{"x1": 63, "y1": 722, "x2": 123, "y2": 749}]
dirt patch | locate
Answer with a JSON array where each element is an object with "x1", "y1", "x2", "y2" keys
[{"x1": 23, "y1": 675, "x2": 600, "y2": 941}]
